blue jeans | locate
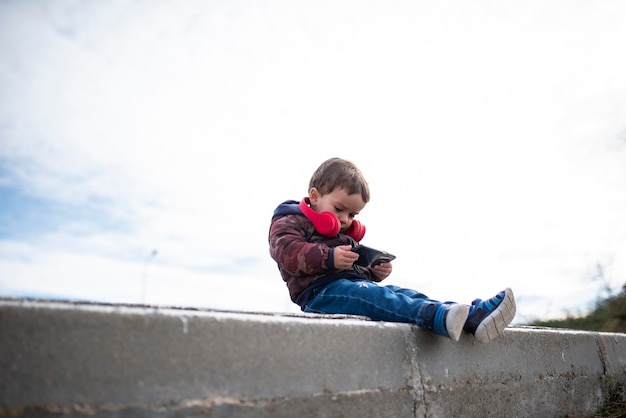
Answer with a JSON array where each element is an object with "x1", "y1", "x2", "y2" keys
[{"x1": 303, "y1": 278, "x2": 453, "y2": 329}]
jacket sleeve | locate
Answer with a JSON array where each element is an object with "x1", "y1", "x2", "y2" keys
[{"x1": 269, "y1": 215, "x2": 332, "y2": 276}]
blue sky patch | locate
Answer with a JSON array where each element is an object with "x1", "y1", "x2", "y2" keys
[{"x1": 0, "y1": 184, "x2": 129, "y2": 239}]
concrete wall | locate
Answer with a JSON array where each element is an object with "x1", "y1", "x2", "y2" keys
[{"x1": 1, "y1": 297, "x2": 625, "y2": 417}]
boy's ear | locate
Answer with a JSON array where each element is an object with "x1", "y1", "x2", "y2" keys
[{"x1": 309, "y1": 187, "x2": 320, "y2": 204}]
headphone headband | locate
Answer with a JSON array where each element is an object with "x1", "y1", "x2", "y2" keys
[{"x1": 298, "y1": 198, "x2": 366, "y2": 242}]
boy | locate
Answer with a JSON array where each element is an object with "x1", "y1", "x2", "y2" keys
[{"x1": 268, "y1": 157, "x2": 516, "y2": 342}]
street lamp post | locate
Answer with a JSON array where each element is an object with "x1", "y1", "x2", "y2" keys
[{"x1": 142, "y1": 249, "x2": 158, "y2": 304}]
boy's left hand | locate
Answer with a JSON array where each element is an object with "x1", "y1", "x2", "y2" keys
[{"x1": 371, "y1": 262, "x2": 392, "y2": 280}]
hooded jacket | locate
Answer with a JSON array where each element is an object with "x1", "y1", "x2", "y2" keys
[{"x1": 268, "y1": 200, "x2": 381, "y2": 308}]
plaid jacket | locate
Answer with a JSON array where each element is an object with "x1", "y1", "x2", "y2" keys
[{"x1": 268, "y1": 200, "x2": 380, "y2": 307}]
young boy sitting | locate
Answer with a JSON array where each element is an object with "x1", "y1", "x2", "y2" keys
[{"x1": 268, "y1": 157, "x2": 516, "y2": 342}]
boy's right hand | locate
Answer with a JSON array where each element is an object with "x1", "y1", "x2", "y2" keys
[{"x1": 333, "y1": 245, "x2": 359, "y2": 270}]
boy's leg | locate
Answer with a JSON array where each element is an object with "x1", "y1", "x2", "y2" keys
[
  {"x1": 383, "y1": 285, "x2": 429, "y2": 299},
  {"x1": 463, "y1": 288, "x2": 516, "y2": 343},
  {"x1": 303, "y1": 279, "x2": 469, "y2": 341}
]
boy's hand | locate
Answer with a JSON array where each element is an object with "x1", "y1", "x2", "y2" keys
[
  {"x1": 371, "y1": 262, "x2": 393, "y2": 280},
  {"x1": 334, "y1": 245, "x2": 359, "y2": 270}
]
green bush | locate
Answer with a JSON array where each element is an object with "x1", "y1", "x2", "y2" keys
[{"x1": 529, "y1": 284, "x2": 626, "y2": 333}]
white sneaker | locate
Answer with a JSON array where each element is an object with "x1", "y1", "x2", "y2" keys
[{"x1": 446, "y1": 303, "x2": 470, "y2": 342}]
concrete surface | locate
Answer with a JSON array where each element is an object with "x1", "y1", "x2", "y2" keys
[{"x1": 0, "y1": 297, "x2": 625, "y2": 417}]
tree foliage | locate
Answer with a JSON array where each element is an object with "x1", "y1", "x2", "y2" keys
[{"x1": 529, "y1": 283, "x2": 626, "y2": 333}]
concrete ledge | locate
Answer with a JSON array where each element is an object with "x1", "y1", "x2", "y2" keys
[{"x1": 1, "y1": 297, "x2": 625, "y2": 417}]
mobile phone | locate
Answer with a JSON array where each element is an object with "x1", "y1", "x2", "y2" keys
[{"x1": 351, "y1": 245, "x2": 396, "y2": 268}]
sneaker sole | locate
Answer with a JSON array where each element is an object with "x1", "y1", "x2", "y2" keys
[
  {"x1": 446, "y1": 304, "x2": 470, "y2": 342},
  {"x1": 473, "y1": 288, "x2": 516, "y2": 343}
]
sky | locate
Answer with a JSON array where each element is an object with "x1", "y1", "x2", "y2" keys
[{"x1": 1, "y1": 0, "x2": 625, "y2": 324}]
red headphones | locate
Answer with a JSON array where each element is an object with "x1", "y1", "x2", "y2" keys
[{"x1": 299, "y1": 198, "x2": 366, "y2": 242}]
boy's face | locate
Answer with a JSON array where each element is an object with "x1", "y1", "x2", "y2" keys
[{"x1": 309, "y1": 187, "x2": 366, "y2": 232}]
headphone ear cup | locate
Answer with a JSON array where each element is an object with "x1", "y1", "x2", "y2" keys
[
  {"x1": 345, "y1": 220, "x2": 366, "y2": 242},
  {"x1": 315, "y1": 212, "x2": 341, "y2": 237},
  {"x1": 299, "y1": 199, "x2": 341, "y2": 237}
]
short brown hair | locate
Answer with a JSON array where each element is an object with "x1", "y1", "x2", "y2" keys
[{"x1": 308, "y1": 158, "x2": 370, "y2": 203}]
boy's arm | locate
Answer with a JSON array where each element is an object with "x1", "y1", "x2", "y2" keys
[{"x1": 269, "y1": 216, "x2": 333, "y2": 276}]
